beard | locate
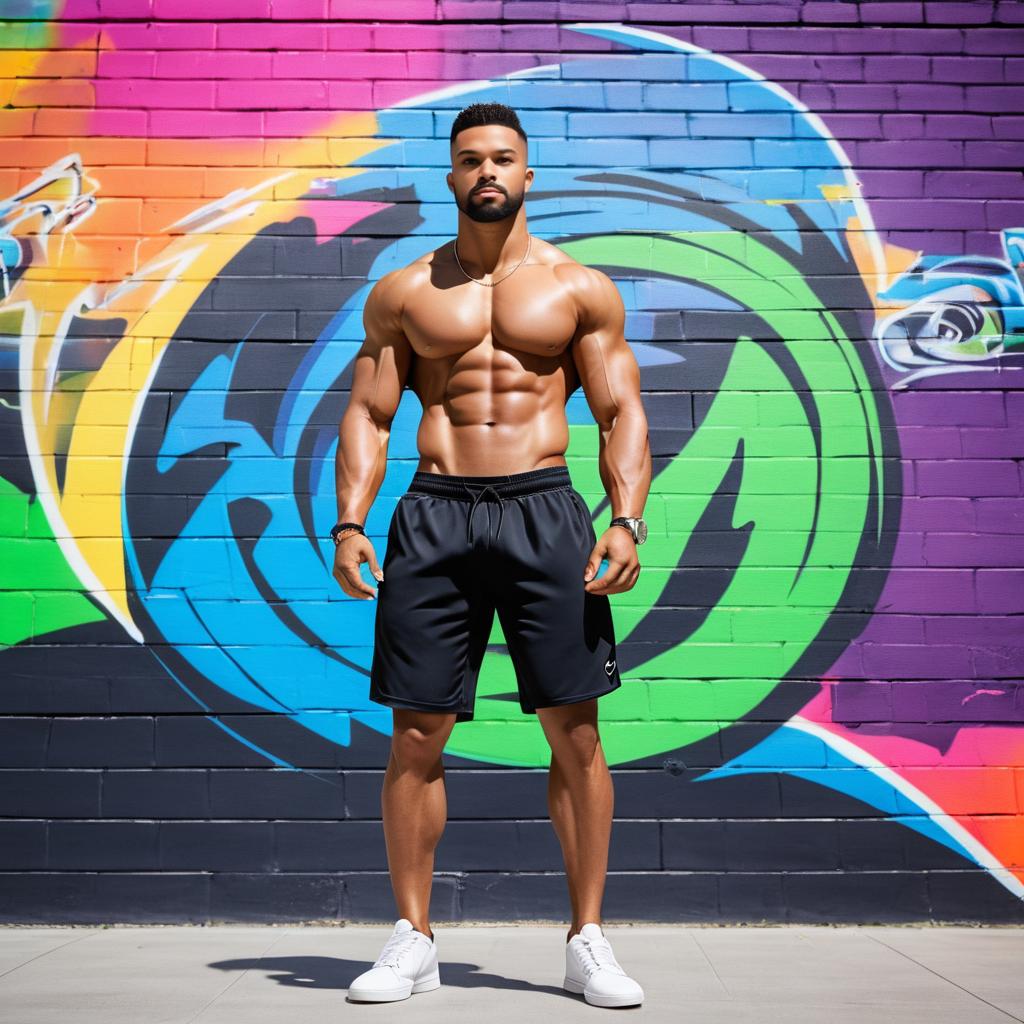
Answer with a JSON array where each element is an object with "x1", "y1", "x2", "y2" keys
[{"x1": 455, "y1": 184, "x2": 525, "y2": 223}]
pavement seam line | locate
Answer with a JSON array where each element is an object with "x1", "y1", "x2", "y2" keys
[
  {"x1": 0, "y1": 928, "x2": 100, "y2": 982},
  {"x1": 865, "y1": 932, "x2": 1024, "y2": 1024},
  {"x1": 688, "y1": 928, "x2": 733, "y2": 998},
  {"x1": 185, "y1": 927, "x2": 294, "y2": 1024}
]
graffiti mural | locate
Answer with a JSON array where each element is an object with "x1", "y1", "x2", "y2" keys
[
  {"x1": 1, "y1": 7, "x2": 1021, "y2": 921},
  {"x1": 874, "y1": 227, "x2": 1024, "y2": 388}
]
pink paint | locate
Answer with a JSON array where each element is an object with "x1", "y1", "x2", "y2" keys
[
  {"x1": 218, "y1": 23, "x2": 330, "y2": 49},
  {"x1": 962, "y1": 689, "x2": 1007, "y2": 704},
  {"x1": 155, "y1": 51, "x2": 273, "y2": 79},
  {"x1": 148, "y1": 109, "x2": 262, "y2": 136},
  {"x1": 804, "y1": 682, "x2": 1023, "y2": 771},
  {"x1": 95, "y1": 78, "x2": 216, "y2": 108},
  {"x1": 328, "y1": 0, "x2": 437, "y2": 17},
  {"x1": 54, "y1": 9, "x2": 455, "y2": 139},
  {"x1": 151, "y1": 0, "x2": 272, "y2": 17},
  {"x1": 293, "y1": 198, "x2": 391, "y2": 245},
  {"x1": 217, "y1": 80, "x2": 329, "y2": 109}
]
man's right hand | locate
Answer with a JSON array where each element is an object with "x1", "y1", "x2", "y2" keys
[{"x1": 332, "y1": 532, "x2": 383, "y2": 600}]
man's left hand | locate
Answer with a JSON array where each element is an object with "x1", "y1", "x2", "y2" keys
[{"x1": 584, "y1": 527, "x2": 640, "y2": 595}]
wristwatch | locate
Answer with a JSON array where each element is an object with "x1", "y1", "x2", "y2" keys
[
  {"x1": 610, "y1": 516, "x2": 648, "y2": 545},
  {"x1": 330, "y1": 521, "x2": 365, "y2": 545}
]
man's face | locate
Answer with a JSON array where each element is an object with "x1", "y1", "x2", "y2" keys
[{"x1": 448, "y1": 124, "x2": 531, "y2": 224}]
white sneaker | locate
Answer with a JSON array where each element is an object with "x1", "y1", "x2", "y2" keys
[
  {"x1": 564, "y1": 922, "x2": 644, "y2": 1008},
  {"x1": 347, "y1": 918, "x2": 440, "y2": 1002}
]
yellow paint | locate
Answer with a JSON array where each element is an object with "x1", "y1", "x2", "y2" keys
[{"x1": 10, "y1": 112, "x2": 393, "y2": 633}]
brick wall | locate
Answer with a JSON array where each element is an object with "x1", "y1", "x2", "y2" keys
[{"x1": 1, "y1": 0, "x2": 1022, "y2": 924}]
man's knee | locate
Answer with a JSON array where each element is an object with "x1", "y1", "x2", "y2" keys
[
  {"x1": 389, "y1": 710, "x2": 454, "y2": 772},
  {"x1": 540, "y1": 705, "x2": 602, "y2": 770}
]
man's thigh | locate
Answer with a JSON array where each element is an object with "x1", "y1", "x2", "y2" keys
[
  {"x1": 369, "y1": 493, "x2": 492, "y2": 724},
  {"x1": 491, "y1": 485, "x2": 622, "y2": 715}
]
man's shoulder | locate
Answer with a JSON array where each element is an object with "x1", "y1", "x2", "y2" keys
[
  {"x1": 553, "y1": 259, "x2": 607, "y2": 284},
  {"x1": 367, "y1": 251, "x2": 438, "y2": 311},
  {"x1": 546, "y1": 250, "x2": 612, "y2": 293},
  {"x1": 549, "y1": 257, "x2": 617, "y2": 322}
]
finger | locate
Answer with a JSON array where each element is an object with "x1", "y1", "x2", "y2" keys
[
  {"x1": 592, "y1": 558, "x2": 639, "y2": 593},
  {"x1": 332, "y1": 568, "x2": 363, "y2": 600},
  {"x1": 337, "y1": 565, "x2": 377, "y2": 599},
  {"x1": 583, "y1": 549, "x2": 604, "y2": 582},
  {"x1": 617, "y1": 565, "x2": 641, "y2": 594},
  {"x1": 585, "y1": 561, "x2": 629, "y2": 594},
  {"x1": 367, "y1": 550, "x2": 383, "y2": 582}
]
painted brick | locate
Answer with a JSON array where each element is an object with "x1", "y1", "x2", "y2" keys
[
  {"x1": 975, "y1": 498, "x2": 1024, "y2": 535},
  {"x1": 210, "y1": 873, "x2": 342, "y2": 923},
  {"x1": 862, "y1": 4, "x2": 927, "y2": 24},
  {"x1": 271, "y1": 0, "x2": 328, "y2": 15},
  {"x1": 801, "y1": 3, "x2": 861, "y2": 24},
  {"x1": 917, "y1": 460, "x2": 1019, "y2": 497},
  {"x1": 160, "y1": 822, "x2": 276, "y2": 871},
  {"x1": 217, "y1": 23, "x2": 330, "y2": 50},
  {"x1": 965, "y1": 27, "x2": 1024, "y2": 54},
  {"x1": 330, "y1": 0, "x2": 437, "y2": 16},
  {"x1": 152, "y1": 0, "x2": 271, "y2": 15},
  {"x1": 155, "y1": 50, "x2": 272, "y2": 78},
  {"x1": 107, "y1": 24, "x2": 218, "y2": 48},
  {"x1": 931, "y1": 55, "x2": 1006, "y2": 82},
  {"x1": 48, "y1": 822, "x2": 160, "y2": 870},
  {"x1": 0, "y1": 822, "x2": 46, "y2": 870}
]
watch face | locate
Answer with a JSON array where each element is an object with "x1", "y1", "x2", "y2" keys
[{"x1": 636, "y1": 518, "x2": 648, "y2": 544}]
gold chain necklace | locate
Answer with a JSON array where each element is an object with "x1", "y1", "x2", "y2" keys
[{"x1": 453, "y1": 233, "x2": 532, "y2": 287}]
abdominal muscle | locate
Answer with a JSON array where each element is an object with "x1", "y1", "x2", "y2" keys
[{"x1": 411, "y1": 353, "x2": 575, "y2": 477}]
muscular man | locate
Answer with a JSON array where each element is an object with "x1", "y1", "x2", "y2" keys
[{"x1": 333, "y1": 103, "x2": 652, "y2": 1008}]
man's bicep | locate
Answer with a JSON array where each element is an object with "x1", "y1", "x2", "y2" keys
[
  {"x1": 350, "y1": 273, "x2": 413, "y2": 427},
  {"x1": 570, "y1": 270, "x2": 639, "y2": 427}
]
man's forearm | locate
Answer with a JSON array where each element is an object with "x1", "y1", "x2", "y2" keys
[
  {"x1": 599, "y1": 407, "x2": 652, "y2": 519},
  {"x1": 335, "y1": 407, "x2": 388, "y2": 524}
]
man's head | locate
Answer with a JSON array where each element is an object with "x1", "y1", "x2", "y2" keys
[{"x1": 448, "y1": 102, "x2": 532, "y2": 224}]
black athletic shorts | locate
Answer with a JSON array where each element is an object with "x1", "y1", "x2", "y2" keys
[{"x1": 369, "y1": 465, "x2": 621, "y2": 723}]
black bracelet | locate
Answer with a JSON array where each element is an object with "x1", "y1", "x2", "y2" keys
[{"x1": 330, "y1": 521, "x2": 365, "y2": 544}]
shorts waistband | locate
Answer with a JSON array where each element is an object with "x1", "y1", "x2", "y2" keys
[{"x1": 407, "y1": 465, "x2": 571, "y2": 500}]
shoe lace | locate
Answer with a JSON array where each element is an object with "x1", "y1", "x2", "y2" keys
[
  {"x1": 373, "y1": 930, "x2": 421, "y2": 969},
  {"x1": 578, "y1": 937, "x2": 626, "y2": 978}
]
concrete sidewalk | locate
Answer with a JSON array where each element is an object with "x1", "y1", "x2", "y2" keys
[{"x1": 1, "y1": 923, "x2": 1022, "y2": 1024}]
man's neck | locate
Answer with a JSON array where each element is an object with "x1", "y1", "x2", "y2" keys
[{"x1": 454, "y1": 223, "x2": 530, "y2": 274}]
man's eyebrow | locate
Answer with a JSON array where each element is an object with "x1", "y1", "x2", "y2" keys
[{"x1": 454, "y1": 148, "x2": 518, "y2": 157}]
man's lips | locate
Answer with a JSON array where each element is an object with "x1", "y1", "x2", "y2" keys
[{"x1": 474, "y1": 187, "x2": 503, "y2": 196}]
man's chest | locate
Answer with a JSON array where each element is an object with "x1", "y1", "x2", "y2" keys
[{"x1": 400, "y1": 269, "x2": 579, "y2": 360}]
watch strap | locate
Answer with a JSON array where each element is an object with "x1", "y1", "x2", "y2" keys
[
  {"x1": 610, "y1": 517, "x2": 635, "y2": 536},
  {"x1": 610, "y1": 516, "x2": 645, "y2": 544}
]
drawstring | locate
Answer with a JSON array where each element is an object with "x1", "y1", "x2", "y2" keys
[{"x1": 464, "y1": 482, "x2": 506, "y2": 548}]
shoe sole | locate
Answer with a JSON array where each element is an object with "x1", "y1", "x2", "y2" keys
[
  {"x1": 563, "y1": 975, "x2": 643, "y2": 1008},
  {"x1": 348, "y1": 969, "x2": 441, "y2": 1002}
]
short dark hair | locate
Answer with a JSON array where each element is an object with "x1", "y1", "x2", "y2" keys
[{"x1": 449, "y1": 102, "x2": 528, "y2": 152}]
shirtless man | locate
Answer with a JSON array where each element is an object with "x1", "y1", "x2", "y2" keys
[{"x1": 333, "y1": 103, "x2": 651, "y2": 1008}]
